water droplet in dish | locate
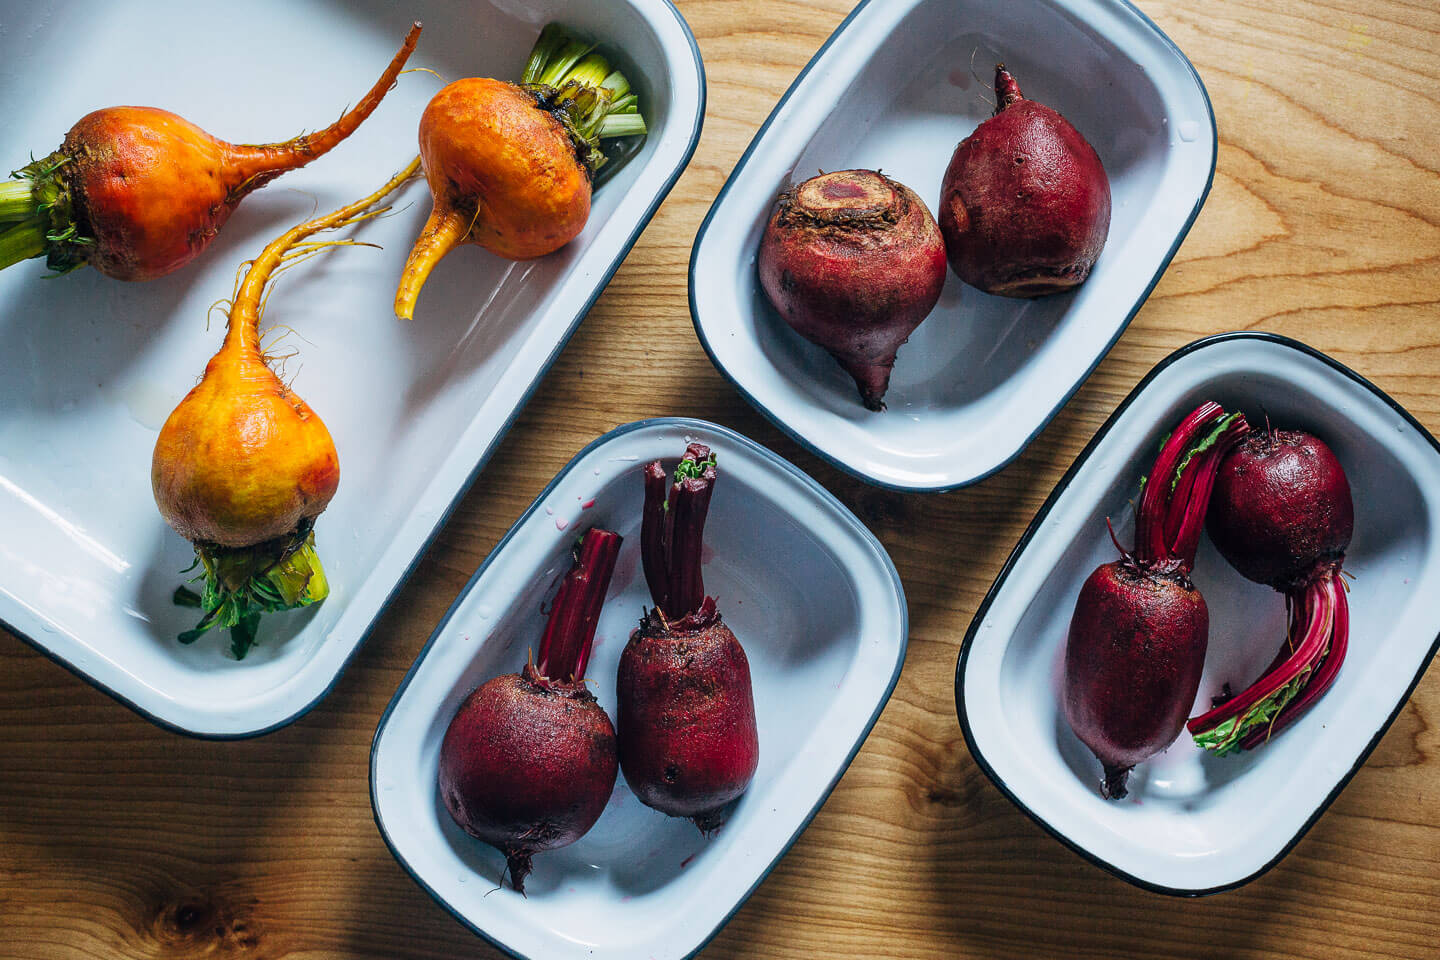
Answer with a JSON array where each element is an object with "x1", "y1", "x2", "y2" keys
[{"x1": 1178, "y1": 120, "x2": 1201, "y2": 142}]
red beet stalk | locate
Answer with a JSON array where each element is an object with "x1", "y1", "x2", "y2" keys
[
  {"x1": 535, "y1": 527, "x2": 623, "y2": 683},
  {"x1": 1063, "y1": 403, "x2": 1249, "y2": 799},
  {"x1": 619, "y1": 444, "x2": 759, "y2": 832},
  {"x1": 438, "y1": 528, "x2": 622, "y2": 892},
  {"x1": 1188, "y1": 427, "x2": 1354, "y2": 754},
  {"x1": 1188, "y1": 573, "x2": 1344, "y2": 754}
]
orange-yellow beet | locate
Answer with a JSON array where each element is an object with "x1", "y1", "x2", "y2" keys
[
  {"x1": 394, "y1": 78, "x2": 591, "y2": 319},
  {"x1": 151, "y1": 337, "x2": 340, "y2": 549},
  {"x1": 24, "y1": 23, "x2": 420, "y2": 281},
  {"x1": 152, "y1": 161, "x2": 419, "y2": 549}
]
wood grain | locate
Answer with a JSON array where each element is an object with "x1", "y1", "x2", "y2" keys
[{"x1": 4, "y1": 1, "x2": 1440, "y2": 957}]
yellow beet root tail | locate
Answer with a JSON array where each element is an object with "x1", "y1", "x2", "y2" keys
[
  {"x1": 223, "y1": 22, "x2": 422, "y2": 196},
  {"x1": 167, "y1": 158, "x2": 420, "y2": 659},
  {"x1": 394, "y1": 203, "x2": 470, "y2": 320},
  {"x1": 225, "y1": 157, "x2": 422, "y2": 355}
]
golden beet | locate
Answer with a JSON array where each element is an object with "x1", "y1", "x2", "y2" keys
[
  {"x1": 393, "y1": 24, "x2": 647, "y2": 320},
  {"x1": 0, "y1": 23, "x2": 420, "y2": 281},
  {"x1": 153, "y1": 160, "x2": 421, "y2": 658}
]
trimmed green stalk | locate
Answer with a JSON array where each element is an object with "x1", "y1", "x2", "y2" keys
[
  {"x1": 0, "y1": 180, "x2": 37, "y2": 222},
  {"x1": 520, "y1": 23, "x2": 648, "y2": 173},
  {"x1": 173, "y1": 526, "x2": 330, "y2": 659},
  {"x1": 2, "y1": 152, "x2": 90, "y2": 274},
  {"x1": 0, "y1": 221, "x2": 46, "y2": 271}
]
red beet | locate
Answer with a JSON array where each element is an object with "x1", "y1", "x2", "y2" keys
[
  {"x1": 1206, "y1": 430, "x2": 1353, "y2": 591},
  {"x1": 939, "y1": 64, "x2": 1110, "y2": 298},
  {"x1": 617, "y1": 444, "x2": 759, "y2": 832},
  {"x1": 757, "y1": 169, "x2": 947, "y2": 411},
  {"x1": 439, "y1": 528, "x2": 622, "y2": 892},
  {"x1": 1189, "y1": 428, "x2": 1354, "y2": 754},
  {"x1": 1063, "y1": 403, "x2": 1249, "y2": 798}
]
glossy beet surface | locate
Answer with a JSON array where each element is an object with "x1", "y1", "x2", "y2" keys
[
  {"x1": 939, "y1": 65, "x2": 1110, "y2": 298},
  {"x1": 1064, "y1": 561, "x2": 1209, "y2": 798},
  {"x1": 758, "y1": 169, "x2": 946, "y2": 410},
  {"x1": 1206, "y1": 429, "x2": 1354, "y2": 590},
  {"x1": 617, "y1": 606, "x2": 760, "y2": 831},
  {"x1": 620, "y1": 445, "x2": 759, "y2": 831},
  {"x1": 437, "y1": 527, "x2": 622, "y2": 892},
  {"x1": 439, "y1": 668, "x2": 619, "y2": 890},
  {"x1": 20, "y1": 24, "x2": 419, "y2": 281},
  {"x1": 1061, "y1": 402, "x2": 1248, "y2": 798}
]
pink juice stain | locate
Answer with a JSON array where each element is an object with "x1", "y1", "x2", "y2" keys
[
  {"x1": 680, "y1": 854, "x2": 695, "y2": 869},
  {"x1": 581, "y1": 499, "x2": 596, "y2": 510},
  {"x1": 556, "y1": 517, "x2": 570, "y2": 531}
]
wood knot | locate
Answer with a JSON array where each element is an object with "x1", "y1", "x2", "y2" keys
[{"x1": 151, "y1": 893, "x2": 261, "y2": 954}]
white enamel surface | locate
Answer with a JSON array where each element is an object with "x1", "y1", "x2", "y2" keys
[
  {"x1": 371, "y1": 419, "x2": 907, "y2": 960},
  {"x1": 0, "y1": 0, "x2": 702, "y2": 735},
  {"x1": 961, "y1": 337, "x2": 1440, "y2": 892},
  {"x1": 690, "y1": 0, "x2": 1214, "y2": 490}
]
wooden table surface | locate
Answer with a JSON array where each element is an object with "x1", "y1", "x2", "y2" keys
[{"x1": 4, "y1": 1, "x2": 1439, "y2": 957}]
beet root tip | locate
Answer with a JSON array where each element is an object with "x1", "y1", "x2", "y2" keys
[
  {"x1": 843, "y1": 358, "x2": 895, "y2": 412},
  {"x1": 1101, "y1": 764, "x2": 1131, "y2": 801},
  {"x1": 690, "y1": 800, "x2": 739, "y2": 836},
  {"x1": 505, "y1": 851, "x2": 534, "y2": 895}
]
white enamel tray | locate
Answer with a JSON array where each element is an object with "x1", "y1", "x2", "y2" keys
[
  {"x1": 957, "y1": 333, "x2": 1440, "y2": 894},
  {"x1": 371, "y1": 418, "x2": 907, "y2": 960},
  {"x1": 690, "y1": 0, "x2": 1215, "y2": 490},
  {"x1": 0, "y1": 0, "x2": 703, "y2": 736}
]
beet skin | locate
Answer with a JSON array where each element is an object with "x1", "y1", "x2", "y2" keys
[
  {"x1": 437, "y1": 527, "x2": 622, "y2": 892},
  {"x1": 1064, "y1": 562, "x2": 1208, "y2": 798},
  {"x1": 758, "y1": 169, "x2": 947, "y2": 410},
  {"x1": 939, "y1": 65, "x2": 1110, "y2": 297},
  {"x1": 439, "y1": 668, "x2": 618, "y2": 890},
  {"x1": 1061, "y1": 402, "x2": 1249, "y2": 798},
  {"x1": 618, "y1": 605, "x2": 760, "y2": 831},
  {"x1": 1206, "y1": 430, "x2": 1354, "y2": 590},
  {"x1": 618, "y1": 444, "x2": 759, "y2": 832}
]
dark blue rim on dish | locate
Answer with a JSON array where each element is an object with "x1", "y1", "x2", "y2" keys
[
  {"x1": 953, "y1": 331, "x2": 1440, "y2": 897},
  {"x1": 686, "y1": 0, "x2": 1220, "y2": 493},
  {"x1": 370, "y1": 416, "x2": 910, "y2": 960},
  {"x1": 0, "y1": 0, "x2": 708, "y2": 741}
]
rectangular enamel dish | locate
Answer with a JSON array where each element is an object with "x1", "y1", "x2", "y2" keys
[
  {"x1": 957, "y1": 333, "x2": 1440, "y2": 894},
  {"x1": 690, "y1": 0, "x2": 1215, "y2": 490},
  {"x1": 0, "y1": 0, "x2": 704, "y2": 736},
  {"x1": 371, "y1": 418, "x2": 907, "y2": 960}
]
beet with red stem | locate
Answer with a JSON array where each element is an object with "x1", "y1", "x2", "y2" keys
[
  {"x1": 618, "y1": 444, "x2": 759, "y2": 832},
  {"x1": 1188, "y1": 428, "x2": 1354, "y2": 754},
  {"x1": 757, "y1": 169, "x2": 947, "y2": 410},
  {"x1": 939, "y1": 64, "x2": 1111, "y2": 298},
  {"x1": 438, "y1": 528, "x2": 622, "y2": 893},
  {"x1": 1063, "y1": 403, "x2": 1250, "y2": 799}
]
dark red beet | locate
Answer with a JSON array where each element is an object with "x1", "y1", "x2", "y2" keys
[
  {"x1": 618, "y1": 600, "x2": 759, "y2": 831},
  {"x1": 1206, "y1": 430, "x2": 1353, "y2": 590},
  {"x1": 1189, "y1": 427, "x2": 1353, "y2": 754},
  {"x1": 1063, "y1": 403, "x2": 1249, "y2": 798},
  {"x1": 1065, "y1": 563, "x2": 1208, "y2": 799},
  {"x1": 438, "y1": 528, "x2": 622, "y2": 892},
  {"x1": 617, "y1": 444, "x2": 759, "y2": 832},
  {"x1": 757, "y1": 169, "x2": 947, "y2": 410},
  {"x1": 939, "y1": 64, "x2": 1110, "y2": 298}
]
